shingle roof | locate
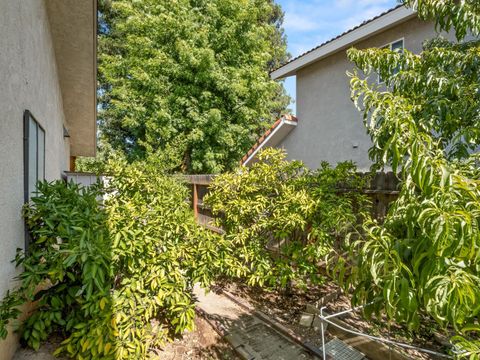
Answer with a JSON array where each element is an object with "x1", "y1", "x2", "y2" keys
[
  {"x1": 241, "y1": 114, "x2": 298, "y2": 165},
  {"x1": 272, "y1": 4, "x2": 404, "y2": 75}
]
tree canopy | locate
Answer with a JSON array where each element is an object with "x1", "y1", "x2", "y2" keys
[{"x1": 98, "y1": 0, "x2": 290, "y2": 174}]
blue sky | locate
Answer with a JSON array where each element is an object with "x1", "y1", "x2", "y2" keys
[{"x1": 276, "y1": 0, "x2": 398, "y2": 113}]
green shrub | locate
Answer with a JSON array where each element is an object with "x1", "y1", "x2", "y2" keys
[
  {"x1": 104, "y1": 160, "x2": 222, "y2": 359},
  {"x1": 0, "y1": 180, "x2": 114, "y2": 357},
  {"x1": 340, "y1": 1, "x2": 480, "y2": 355},
  {"x1": 205, "y1": 148, "x2": 369, "y2": 290},
  {"x1": 0, "y1": 160, "x2": 223, "y2": 359}
]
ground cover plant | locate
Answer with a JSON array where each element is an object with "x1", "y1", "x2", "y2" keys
[
  {"x1": 336, "y1": 0, "x2": 480, "y2": 357},
  {"x1": 0, "y1": 159, "x2": 228, "y2": 359},
  {"x1": 205, "y1": 148, "x2": 370, "y2": 292}
]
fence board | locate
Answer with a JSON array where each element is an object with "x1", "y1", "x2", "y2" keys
[{"x1": 184, "y1": 172, "x2": 400, "y2": 229}]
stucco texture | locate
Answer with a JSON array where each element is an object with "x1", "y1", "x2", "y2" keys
[
  {"x1": 280, "y1": 17, "x2": 457, "y2": 171},
  {"x1": 0, "y1": 0, "x2": 69, "y2": 357}
]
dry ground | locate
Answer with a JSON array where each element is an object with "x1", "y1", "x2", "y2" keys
[
  {"x1": 153, "y1": 316, "x2": 239, "y2": 360},
  {"x1": 14, "y1": 317, "x2": 238, "y2": 360}
]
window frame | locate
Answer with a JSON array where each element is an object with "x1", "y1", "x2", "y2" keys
[
  {"x1": 24, "y1": 110, "x2": 46, "y2": 250},
  {"x1": 23, "y1": 110, "x2": 46, "y2": 203},
  {"x1": 377, "y1": 37, "x2": 405, "y2": 84}
]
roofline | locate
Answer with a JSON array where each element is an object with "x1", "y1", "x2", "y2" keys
[
  {"x1": 271, "y1": 5, "x2": 417, "y2": 80},
  {"x1": 242, "y1": 116, "x2": 298, "y2": 166},
  {"x1": 45, "y1": 0, "x2": 97, "y2": 157}
]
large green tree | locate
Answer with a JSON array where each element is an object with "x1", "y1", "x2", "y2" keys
[
  {"x1": 337, "y1": 0, "x2": 480, "y2": 357},
  {"x1": 98, "y1": 0, "x2": 290, "y2": 174}
]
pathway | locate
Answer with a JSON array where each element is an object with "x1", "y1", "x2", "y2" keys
[{"x1": 194, "y1": 285, "x2": 319, "y2": 360}]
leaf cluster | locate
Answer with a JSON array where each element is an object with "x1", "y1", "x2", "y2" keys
[
  {"x1": 98, "y1": 0, "x2": 290, "y2": 173},
  {"x1": 0, "y1": 160, "x2": 225, "y2": 359},
  {"x1": 205, "y1": 148, "x2": 370, "y2": 290},
  {"x1": 403, "y1": 0, "x2": 480, "y2": 41},
  {"x1": 1, "y1": 181, "x2": 113, "y2": 357},
  {"x1": 104, "y1": 159, "x2": 223, "y2": 358},
  {"x1": 339, "y1": 1, "x2": 480, "y2": 357}
]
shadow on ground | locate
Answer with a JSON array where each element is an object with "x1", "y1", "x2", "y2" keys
[{"x1": 154, "y1": 315, "x2": 239, "y2": 360}]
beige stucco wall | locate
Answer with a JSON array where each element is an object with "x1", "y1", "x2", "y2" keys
[
  {"x1": 280, "y1": 17, "x2": 457, "y2": 171},
  {"x1": 0, "y1": 0, "x2": 69, "y2": 357}
]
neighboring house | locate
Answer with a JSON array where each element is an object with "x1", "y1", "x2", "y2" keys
[
  {"x1": 0, "y1": 1, "x2": 96, "y2": 357},
  {"x1": 241, "y1": 5, "x2": 460, "y2": 170}
]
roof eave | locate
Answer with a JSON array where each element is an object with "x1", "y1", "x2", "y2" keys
[
  {"x1": 46, "y1": 0, "x2": 97, "y2": 157},
  {"x1": 242, "y1": 117, "x2": 298, "y2": 166},
  {"x1": 271, "y1": 6, "x2": 417, "y2": 80}
]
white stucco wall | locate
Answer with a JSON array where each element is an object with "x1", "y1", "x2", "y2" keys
[
  {"x1": 279, "y1": 17, "x2": 457, "y2": 171},
  {"x1": 0, "y1": 0, "x2": 69, "y2": 356}
]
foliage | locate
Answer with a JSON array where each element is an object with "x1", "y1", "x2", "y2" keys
[
  {"x1": 0, "y1": 160, "x2": 225, "y2": 359},
  {"x1": 98, "y1": 0, "x2": 290, "y2": 174},
  {"x1": 0, "y1": 181, "x2": 113, "y2": 356},
  {"x1": 338, "y1": 0, "x2": 480, "y2": 357},
  {"x1": 205, "y1": 148, "x2": 369, "y2": 290},
  {"x1": 0, "y1": 291, "x2": 22, "y2": 340},
  {"x1": 74, "y1": 140, "x2": 116, "y2": 174},
  {"x1": 104, "y1": 159, "x2": 223, "y2": 359},
  {"x1": 403, "y1": 0, "x2": 480, "y2": 40}
]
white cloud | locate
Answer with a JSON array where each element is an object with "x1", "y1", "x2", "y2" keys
[
  {"x1": 277, "y1": 0, "x2": 397, "y2": 56},
  {"x1": 340, "y1": 5, "x2": 393, "y2": 31},
  {"x1": 283, "y1": 11, "x2": 322, "y2": 32}
]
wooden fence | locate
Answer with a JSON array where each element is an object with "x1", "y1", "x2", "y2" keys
[
  {"x1": 184, "y1": 174, "x2": 223, "y2": 233},
  {"x1": 184, "y1": 172, "x2": 400, "y2": 231}
]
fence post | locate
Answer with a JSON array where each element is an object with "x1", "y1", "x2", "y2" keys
[{"x1": 193, "y1": 183, "x2": 198, "y2": 219}]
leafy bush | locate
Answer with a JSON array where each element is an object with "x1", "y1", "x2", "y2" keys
[
  {"x1": 339, "y1": 1, "x2": 480, "y2": 356},
  {"x1": 205, "y1": 148, "x2": 369, "y2": 290},
  {"x1": 0, "y1": 180, "x2": 113, "y2": 357},
  {"x1": 0, "y1": 160, "x2": 223, "y2": 359},
  {"x1": 104, "y1": 160, "x2": 222, "y2": 359}
]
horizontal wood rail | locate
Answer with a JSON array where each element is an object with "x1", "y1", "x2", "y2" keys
[{"x1": 184, "y1": 171, "x2": 400, "y2": 231}]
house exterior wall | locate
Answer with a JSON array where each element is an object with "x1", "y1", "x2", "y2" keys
[
  {"x1": 0, "y1": 1, "x2": 70, "y2": 357},
  {"x1": 279, "y1": 17, "x2": 457, "y2": 171}
]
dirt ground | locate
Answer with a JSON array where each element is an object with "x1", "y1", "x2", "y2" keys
[
  {"x1": 222, "y1": 281, "x2": 451, "y2": 360},
  {"x1": 14, "y1": 317, "x2": 238, "y2": 360},
  {"x1": 153, "y1": 316, "x2": 239, "y2": 360}
]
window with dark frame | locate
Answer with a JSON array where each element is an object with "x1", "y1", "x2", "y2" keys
[
  {"x1": 24, "y1": 110, "x2": 45, "y2": 202},
  {"x1": 24, "y1": 110, "x2": 45, "y2": 249},
  {"x1": 378, "y1": 38, "x2": 404, "y2": 83}
]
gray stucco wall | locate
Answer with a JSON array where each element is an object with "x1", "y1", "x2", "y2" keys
[
  {"x1": 279, "y1": 17, "x2": 457, "y2": 171},
  {"x1": 0, "y1": 1, "x2": 69, "y2": 356}
]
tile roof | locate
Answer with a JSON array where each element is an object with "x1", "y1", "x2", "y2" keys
[
  {"x1": 241, "y1": 114, "x2": 298, "y2": 165},
  {"x1": 272, "y1": 4, "x2": 404, "y2": 74}
]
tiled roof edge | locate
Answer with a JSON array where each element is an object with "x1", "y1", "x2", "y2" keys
[{"x1": 240, "y1": 114, "x2": 298, "y2": 165}]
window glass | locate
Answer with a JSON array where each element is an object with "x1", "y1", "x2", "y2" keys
[
  {"x1": 25, "y1": 112, "x2": 45, "y2": 200},
  {"x1": 391, "y1": 39, "x2": 404, "y2": 52},
  {"x1": 378, "y1": 39, "x2": 404, "y2": 83},
  {"x1": 391, "y1": 39, "x2": 404, "y2": 76}
]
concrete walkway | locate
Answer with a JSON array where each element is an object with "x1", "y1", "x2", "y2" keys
[{"x1": 194, "y1": 286, "x2": 318, "y2": 360}]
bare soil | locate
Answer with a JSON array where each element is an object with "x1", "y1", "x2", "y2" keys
[{"x1": 152, "y1": 316, "x2": 239, "y2": 360}]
